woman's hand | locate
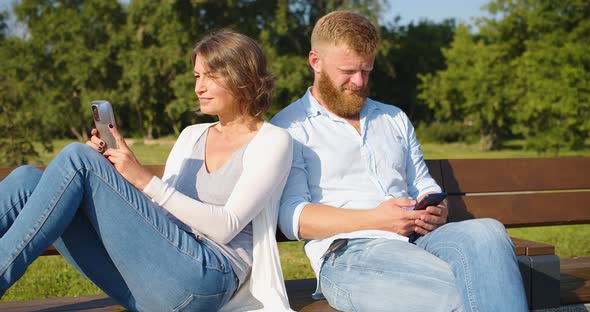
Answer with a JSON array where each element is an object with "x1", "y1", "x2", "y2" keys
[
  {"x1": 102, "y1": 124, "x2": 153, "y2": 191},
  {"x1": 85, "y1": 128, "x2": 107, "y2": 154}
]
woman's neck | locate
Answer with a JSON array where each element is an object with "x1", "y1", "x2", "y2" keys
[{"x1": 215, "y1": 115, "x2": 263, "y2": 136}]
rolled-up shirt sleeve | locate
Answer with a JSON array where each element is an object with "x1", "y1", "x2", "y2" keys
[
  {"x1": 403, "y1": 113, "x2": 442, "y2": 199},
  {"x1": 278, "y1": 138, "x2": 310, "y2": 241}
]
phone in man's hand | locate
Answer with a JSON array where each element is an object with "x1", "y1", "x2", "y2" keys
[
  {"x1": 413, "y1": 192, "x2": 448, "y2": 210},
  {"x1": 91, "y1": 100, "x2": 118, "y2": 149}
]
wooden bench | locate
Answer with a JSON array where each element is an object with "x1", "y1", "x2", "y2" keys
[{"x1": 0, "y1": 158, "x2": 589, "y2": 311}]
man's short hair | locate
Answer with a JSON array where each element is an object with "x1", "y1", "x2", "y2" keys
[{"x1": 311, "y1": 10, "x2": 380, "y2": 56}]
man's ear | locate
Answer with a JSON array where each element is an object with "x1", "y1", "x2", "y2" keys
[{"x1": 309, "y1": 49, "x2": 321, "y2": 73}]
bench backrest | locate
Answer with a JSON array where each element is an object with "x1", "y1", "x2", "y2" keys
[
  {"x1": 2, "y1": 157, "x2": 589, "y2": 240},
  {"x1": 425, "y1": 158, "x2": 590, "y2": 227}
]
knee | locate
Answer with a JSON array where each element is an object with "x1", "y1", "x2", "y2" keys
[
  {"x1": 57, "y1": 142, "x2": 99, "y2": 163},
  {"x1": 7, "y1": 165, "x2": 43, "y2": 183},
  {"x1": 460, "y1": 218, "x2": 512, "y2": 248},
  {"x1": 61, "y1": 142, "x2": 93, "y2": 157}
]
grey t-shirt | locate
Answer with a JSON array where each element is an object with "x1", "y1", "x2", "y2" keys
[{"x1": 174, "y1": 128, "x2": 253, "y2": 286}]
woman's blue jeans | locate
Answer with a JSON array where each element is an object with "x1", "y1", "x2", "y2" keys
[
  {"x1": 0, "y1": 143, "x2": 238, "y2": 311},
  {"x1": 320, "y1": 219, "x2": 529, "y2": 312}
]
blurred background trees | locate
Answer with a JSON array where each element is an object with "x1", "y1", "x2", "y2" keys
[{"x1": 0, "y1": 0, "x2": 588, "y2": 164}]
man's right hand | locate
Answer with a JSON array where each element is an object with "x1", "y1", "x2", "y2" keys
[
  {"x1": 373, "y1": 197, "x2": 430, "y2": 237},
  {"x1": 298, "y1": 198, "x2": 430, "y2": 240}
]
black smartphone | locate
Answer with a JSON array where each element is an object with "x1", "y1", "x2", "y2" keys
[
  {"x1": 414, "y1": 192, "x2": 447, "y2": 210},
  {"x1": 91, "y1": 100, "x2": 118, "y2": 149}
]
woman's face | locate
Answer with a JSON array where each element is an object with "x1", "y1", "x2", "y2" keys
[{"x1": 193, "y1": 54, "x2": 238, "y2": 117}]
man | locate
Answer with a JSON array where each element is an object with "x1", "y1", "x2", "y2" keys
[{"x1": 271, "y1": 10, "x2": 528, "y2": 312}]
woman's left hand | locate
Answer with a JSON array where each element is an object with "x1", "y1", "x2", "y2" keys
[{"x1": 102, "y1": 124, "x2": 153, "y2": 191}]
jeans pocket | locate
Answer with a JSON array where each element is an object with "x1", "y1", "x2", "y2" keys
[
  {"x1": 172, "y1": 291, "x2": 228, "y2": 312},
  {"x1": 197, "y1": 235, "x2": 227, "y2": 272}
]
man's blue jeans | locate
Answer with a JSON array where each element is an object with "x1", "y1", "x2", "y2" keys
[
  {"x1": 320, "y1": 219, "x2": 529, "y2": 312},
  {"x1": 0, "y1": 143, "x2": 238, "y2": 311}
]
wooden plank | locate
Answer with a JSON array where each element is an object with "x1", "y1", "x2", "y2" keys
[
  {"x1": 447, "y1": 192, "x2": 590, "y2": 226},
  {"x1": 425, "y1": 160, "x2": 443, "y2": 187},
  {"x1": 560, "y1": 257, "x2": 590, "y2": 304},
  {"x1": 441, "y1": 158, "x2": 590, "y2": 193},
  {"x1": 300, "y1": 300, "x2": 338, "y2": 312},
  {"x1": 0, "y1": 294, "x2": 123, "y2": 311},
  {"x1": 512, "y1": 237, "x2": 528, "y2": 256}
]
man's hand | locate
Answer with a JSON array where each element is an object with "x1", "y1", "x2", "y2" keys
[
  {"x1": 413, "y1": 194, "x2": 449, "y2": 235},
  {"x1": 102, "y1": 124, "x2": 153, "y2": 190},
  {"x1": 373, "y1": 197, "x2": 431, "y2": 237}
]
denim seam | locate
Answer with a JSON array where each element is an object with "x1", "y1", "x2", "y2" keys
[
  {"x1": 83, "y1": 167, "x2": 225, "y2": 272},
  {"x1": 0, "y1": 170, "x2": 78, "y2": 276},
  {"x1": 430, "y1": 244, "x2": 479, "y2": 312},
  {"x1": 321, "y1": 274, "x2": 357, "y2": 312}
]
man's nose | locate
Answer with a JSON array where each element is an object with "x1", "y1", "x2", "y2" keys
[{"x1": 350, "y1": 72, "x2": 366, "y2": 87}]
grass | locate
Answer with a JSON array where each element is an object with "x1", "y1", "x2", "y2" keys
[{"x1": 1, "y1": 138, "x2": 589, "y2": 301}]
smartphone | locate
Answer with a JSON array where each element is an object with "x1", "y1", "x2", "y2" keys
[
  {"x1": 91, "y1": 100, "x2": 118, "y2": 149},
  {"x1": 414, "y1": 192, "x2": 448, "y2": 210}
]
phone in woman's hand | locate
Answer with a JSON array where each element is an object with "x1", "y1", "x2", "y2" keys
[{"x1": 91, "y1": 100, "x2": 118, "y2": 149}]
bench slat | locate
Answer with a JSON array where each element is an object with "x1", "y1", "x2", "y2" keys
[
  {"x1": 447, "y1": 192, "x2": 590, "y2": 226},
  {"x1": 560, "y1": 257, "x2": 590, "y2": 304},
  {"x1": 440, "y1": 158, "x2": 590, "y2": 193}
]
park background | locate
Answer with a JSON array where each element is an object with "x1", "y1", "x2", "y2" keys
[{"x1": 0, "y1": 0, "x2": 588, "y2": 302}]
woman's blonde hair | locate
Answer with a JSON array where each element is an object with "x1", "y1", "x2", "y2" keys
[
  {"x1": 311, "y1": 10, "x2": 380, "y2": 56},
  {"x1": 191, "y1": 30, "x2": 273, "y2": 117}
]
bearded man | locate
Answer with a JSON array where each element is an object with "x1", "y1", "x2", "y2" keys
[{"x1": 271, "y1": 10, "x2": 528, "y2": 312}]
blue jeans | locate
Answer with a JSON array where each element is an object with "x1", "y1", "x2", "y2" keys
[
  {"x1": 320, "y1": 219, "x2": 529, "y2": 312},
  {"x1": 0, "y1": 143, "x2": 238, "y2": 312}
]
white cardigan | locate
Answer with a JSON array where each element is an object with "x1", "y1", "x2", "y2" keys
[{"x1": 143, "y1": 122, "x2": 294, "y2": 312}]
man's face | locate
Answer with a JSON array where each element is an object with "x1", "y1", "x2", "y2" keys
[{"x1": 312, "y1": 44, "x2": 374, "y2": 118}]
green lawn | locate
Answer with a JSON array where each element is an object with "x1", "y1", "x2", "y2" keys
[{"x1": 1, "y1": 138, "x2": 589, "y2": 301}]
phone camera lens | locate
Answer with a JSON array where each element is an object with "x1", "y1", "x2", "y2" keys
[{"x1": 92, "y1": 106, "x2": 100, "y2": 121}]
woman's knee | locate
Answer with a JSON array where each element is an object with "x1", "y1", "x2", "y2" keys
[
  {"x1": 56, "y1": 142, "x2": 103, "y2": 165},
  {"x1": 6, "y1": 165, "x2": 43, "y2": 184}
]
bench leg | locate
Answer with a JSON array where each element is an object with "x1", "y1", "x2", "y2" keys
[
  {"x1": 519, "y1": 255, "x2": 561, "y2": 309},
  {"x1": 517, "y1": 256, "x2": 533, "y2": 308}
]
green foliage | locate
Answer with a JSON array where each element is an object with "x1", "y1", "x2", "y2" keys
[
  {"x1": 416, "y1": 121, "x2": 478, "y2": 144},
  {"x1": 12, "y1": 0, "x2": 126, "y2": 141},
  {"x1": 420, "y1": 0, "x2": 590, "y2": 153},
  {"x1": 0, "y1": 37, "x2": 53, "y2": 166}
]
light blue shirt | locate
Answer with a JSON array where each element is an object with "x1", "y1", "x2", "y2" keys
[{"x1": 271, "y1": 89, "x2": 441, "y2": 295}]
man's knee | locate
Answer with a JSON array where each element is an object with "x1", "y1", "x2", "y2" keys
[{"x1": 456, "y1": 218, "x2": 512, "y2": 250}]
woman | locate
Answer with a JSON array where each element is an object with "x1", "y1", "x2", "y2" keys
[{"x1": 0, "y1": 30, "x2": 293, "y2": 312}]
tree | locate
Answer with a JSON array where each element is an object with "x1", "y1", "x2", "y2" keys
[
  {"x1": 0, "y1": 36, "x2": 52, "y2": 165},
  {"x1": 419, "y1": 0, "x2": 590, "y2": 152},
  {"x1": 494, "y1": 0, "x2": 590, "y2": 154},
  {"x1": 13, "y1": 0, "x2": 126, "y2": 140},
  {"x1": 419, "y1": 25, "x2": 516, "y2": 150}
]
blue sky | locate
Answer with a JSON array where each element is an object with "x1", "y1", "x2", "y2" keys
[
  {"x1": 1, "y1": 0, "x2": 491, "y2": 27},
  {"x1": 384, "y1": 0, "x2": 491, "y2": 25}
]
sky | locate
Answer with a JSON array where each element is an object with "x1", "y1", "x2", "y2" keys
[{"x1": 384, "y1": 0, "x2": 491, "y2": 26}]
